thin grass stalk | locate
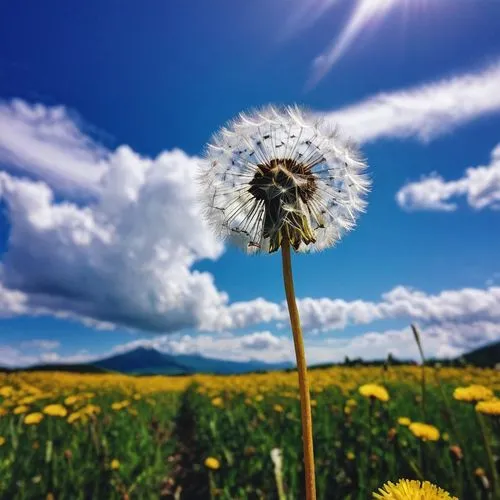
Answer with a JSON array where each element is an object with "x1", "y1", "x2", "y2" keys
[
  {"x1": 281, "y1": 239, "x2": 316, "y2": 500},
  {"x1": 434, "y1": 368, "x2": 478, "y2": 500},
  {"x1": 411, "y1": 324, "x2": 426, "y2": 418},
  {"x1": 476, "y1": 411, "x2": 500, "y2": 497}
]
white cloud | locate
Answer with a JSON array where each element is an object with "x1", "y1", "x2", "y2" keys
[
  {"x1": 102, "y1": 319, "x2": 500, "y2": 367},
  {"x1": 110, "y1": 331, "x2": 294, "y2": 363},
  {"x1": 397, "y1": 143, "x2": 500, "y2": 211},
  {"x1": 0, "y1": 100, "x2": 232, "y2": 333},
  {"x1": 287, "y1": 285, "x2": 500, "y2": 333},
  {"x1": 20, "y1": 339, "x2": 60, "y2": 351},
  {"x1": 309, "y1": 0, "x2": 398, "y2": 86},
  {"x1": 325, "y1": 61, "x2": 500, "y2": 143},
  {"x1": 0, "y1": 99, "x2": 106, "y2": 194}
]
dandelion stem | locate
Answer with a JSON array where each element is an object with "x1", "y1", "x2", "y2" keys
[
  {"x1": 281, "y1": 239, "x2": 316, "y2": 500},
  {"x1": 476, "y1": 411, "x2": 500, "y2": 497}
]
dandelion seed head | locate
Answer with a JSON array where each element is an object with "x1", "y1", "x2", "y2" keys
[{"x1": 198, "y1": 105, "x2": 370, "y2": 254}]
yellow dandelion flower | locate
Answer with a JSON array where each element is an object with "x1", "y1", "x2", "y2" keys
[
  {"x1": 204, "y1": 457, "x2": 220, "y2": 470},
  {"x1": 81, "y1": 404, "x2": 101, "y2": 416},
  {"x1": 373, "y1": 479, "x2": 457, "y2": 499},
  {"x1": 19, "y1": 396, "x2": 36, "y2": 405},
  {"x1": 346, "y1": 398, "x2": 357, "y2": 407},
  {"x1": 273, "y1": 404, "x2": 284, "y2": 413},
  {"x1": 346, "y1": 451, "x2": 355, "y2": 461},
  {"x1": 0, "y1": 386, "x2": 14, "y2": 398},
  {"x1": 409, "y1": 422, "x2": 440, "y2": 442},
  {"x1": 453, "y1": 385, "x2": 493, "y2": 403},
  {"x1": 64, "y1": 395, "x2": 79, "y2": 405},
  {"x1": 211, "y1": 397, "x2": 224, "y2": 408},
  {"x1": 24, "y1": 412, "x2": 44, "y2": 425},
  {"x1": 111, "y1": 459, "x2": 120, "y2": 470},
  {"x1": 359, "y1": 384, "x2": 390, "y2": 402},
  {"x1": 0, "y1": 408, "x2": 8, "y2": 416},
  {"x1": 111, "y1": 400, "x2": 130, "y2": 411},
  {"x1": 67, "y1": 412, "x2": 83, "y2": 424},
  {"x1": 476, "y1": 398, "x2": 500, "y2": 416},
  {"x1": 255, "y1": 395, "x2": 264, "y2": 402},
  {"x1": 43, "y1": 404, "x2": 68, "y2": 417},
  {"x1": 0, "y1": 436, "x2": 5, "y2": 446},
  {"x1": 397, "y1": 417, "x2": 411, "y2": 426},
  {"x1": 13, "y1": 405, "x2": 29, "y2": 415}
]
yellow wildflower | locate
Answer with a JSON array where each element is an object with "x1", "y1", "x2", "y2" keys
[
  {"x1": 397, "y1": 417, "x2": 411, "y2": 426},
  {"x1": 67, "y1": 412, "x2": 83, "y2": 424},
  {"x1": 81, "y1": 404, "x2": 101, "y2": 416},
  {"x1": 0, "y1": 436, "x2": 5, "y2": 446},
  {"x1": 43, "y1": 404, "x2": 68, "y2": 417},
  {"x1": 111, "y1": 400, "x2": 130, "y2": 411},
  {"x1": 346, "y1": 451, "x2": 355, "y2": 461},
  {"x1": 13, "y1": 405, "x2": 29, "y2": 415},
  {"x1": 409, "y1": 422, "x2": 440, "y2": 442},
  {"x1": 0, "y1": 408, "x2": 8, "y2": 416},
  {"x1": 24, "y1": 412, "x2": 44, "y2": 425},
  {"x1": 475, "y1": 398, "x2": 500, "y2": 416},
  {"x1": 0, "y1": 386, "x2": 14, "y2": 397},
  {"x1": 110, "y1": 459, "x2": 120, "y2": 470},
  {"x1": 359, "y1": 384, "x2": 390, "y2": 402},
  {"x1": 204, "y1": 457, "x2": 220, "y2": 470},
  {"x1": 211, "y1": 397, "x2": 224, "y2": 408},
  {"x1": 64, "y1": 395, "x2": 80, "y2": 405},
  {"x1": 453, "y1": 385, "x2": 493, "y2": 403},
  {"x1": 273, "y1": 404, "x2": 284, "y2": 413},
  {"x1": 373, "y1": 479, "x2": 457, "y2": 499}
]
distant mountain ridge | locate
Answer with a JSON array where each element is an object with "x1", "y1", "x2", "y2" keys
[
  {"x1": 2, "y1": 340, "x2": 499, "y2": 374},
  {"x1": 93, "y1": 347, "x2": 293, "y2": 375},
  {"x1": 14, "y1": 346, "x2": 293, "y2": 375}
]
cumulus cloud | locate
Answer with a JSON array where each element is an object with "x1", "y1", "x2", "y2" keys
[
  {"x1": 294, "y1": 285, "x2": 500, "y2": 332},
  {"x1": 325, "y1": 61, "x2": 500, "y2": 143},
  {"x1": 397, "y1": 143, "x2": 500, "y2": 211},
  {"x1": 0, "y1": 99, "x2": 106, "y2": 194},
  {"x1": 110, "y1": 331, "x2": 294, "y2": 363},
  {"x1": 0, "y1": 100, "x2": 235, "y2": 333}
]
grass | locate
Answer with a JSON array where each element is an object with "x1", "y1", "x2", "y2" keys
[{"x1": 0, "y1": 366, "x2": 498, "y2": 499}]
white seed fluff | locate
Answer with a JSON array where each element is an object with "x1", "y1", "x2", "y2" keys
[{"x1": 197, "y1": 105, "x2": 370, "y2": 254}]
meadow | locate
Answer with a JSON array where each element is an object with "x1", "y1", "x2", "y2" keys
[{"x1": 0, "y1": 365, "x2": 499, "y2": 499}]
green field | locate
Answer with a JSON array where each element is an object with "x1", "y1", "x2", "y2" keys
[{"x1": 0, "y1": 366, "x2": 499, "y2": 499}]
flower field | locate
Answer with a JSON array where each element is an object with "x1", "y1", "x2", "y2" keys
[{"x1": 0, "y1": 366, "x2": 499, "y2": 499}]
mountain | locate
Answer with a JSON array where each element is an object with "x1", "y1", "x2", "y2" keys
[
  {"x1": 93, "y1": 347, "x2": 191, "y2": 375},
  {"x1": 92, "y1": 347, "x2": 292, "y2": 375},
  {"x1": 459, "y1": 340, "x2": 500, "y2": 368}
]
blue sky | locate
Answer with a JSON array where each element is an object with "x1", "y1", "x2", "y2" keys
[{"x1": 0, "y1": 0, "x2": 500, "y2": 366}]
